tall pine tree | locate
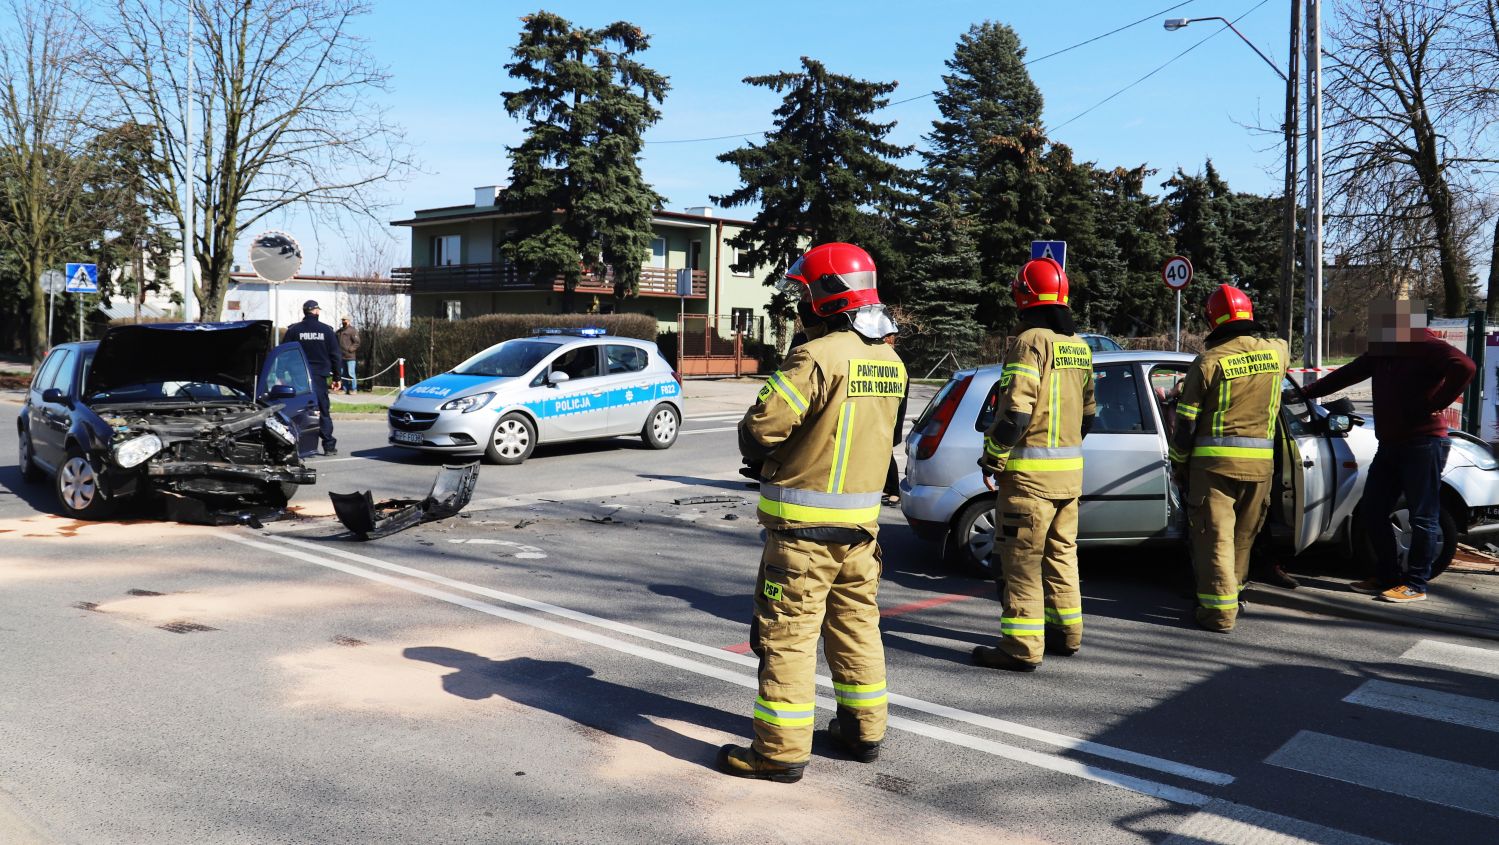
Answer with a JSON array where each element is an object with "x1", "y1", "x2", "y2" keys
[
  {"x1": 501, "y1": 12, "x2": 668, "y2": 307},
  {"x1": 713, "y1": 57, "x2": 915, "y2": 338},
  {"x1": 921, "y1": 22, "x2": 1050, "y2": 330},
  {"x1": 902, "y1": 198, "x2": 983, "y2": 373}
]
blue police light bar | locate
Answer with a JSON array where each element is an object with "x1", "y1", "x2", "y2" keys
[{"x1": 531, "y1": 327, "x2": 607, "y2": 337}]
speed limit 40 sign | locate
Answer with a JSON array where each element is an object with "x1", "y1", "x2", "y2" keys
[{"x1": 1162, "y1": 255, "x2": 1193, "y2": 290}]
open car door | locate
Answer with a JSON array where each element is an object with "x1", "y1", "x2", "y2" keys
[
  {"x1": 1278, "y1": 377, "x2": 1337, "y2": 553},
  {"x1": 261, "y1": 342, "x2": 322, "y2": 458}
]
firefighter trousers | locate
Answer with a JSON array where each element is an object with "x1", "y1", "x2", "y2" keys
[
  {"x1": 1187, "y1": 468, "x2": 1272, "y2": 631},
  {"x1": 750, "y1": 530, "x2": 887, "y2": 764},
  {"x1": 993, "y1": 487, "x2": 1082, "y2": 664}
]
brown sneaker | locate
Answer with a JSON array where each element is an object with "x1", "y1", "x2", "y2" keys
[
  {"x1": 1348, "y1": 578, "x2": 1385, "y2": 595},
  {"x1": 1377, "y1": 585, "x2": 1427, "y2": 603},
  {"x1": 716, "y1": 745, "x2": 805, "y2": 783}
]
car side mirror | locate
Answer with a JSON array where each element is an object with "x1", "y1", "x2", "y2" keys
[
  {"x1": 41, "y1": 387, "x2": 66, "y2": 404},
  {"x1": 268, "y1": 384, "x2": 297, "y2": 400},
  {"x1": 546, "y1": 371, "x2": 571, "y2": 387},
  {"x1": 1327, "y1": 414, "x2": 1353, "y2": 435}
]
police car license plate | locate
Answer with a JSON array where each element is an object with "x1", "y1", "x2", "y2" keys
[{"x1": 392, "y1": 430, "x2": 422, "y2": 445}]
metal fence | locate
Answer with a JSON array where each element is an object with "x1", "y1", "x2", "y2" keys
[{"x1": 678, "y1": 313, "x2": 767, "y2": 377}]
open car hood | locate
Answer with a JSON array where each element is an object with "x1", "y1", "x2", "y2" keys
[{"x1": 89, "y1": 320, "x2": 275, "y2": 398}]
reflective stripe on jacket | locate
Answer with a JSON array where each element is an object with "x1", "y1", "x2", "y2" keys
[
  {"x1": 982, "y1": 327, "x2": 1096, "y2": 497},
  {"x1": 741, "y1": 330, "x2": 906, "y2": 533},
  {"x1": 1170, "y1": 334, "x2": 1290, "y2": 481}
]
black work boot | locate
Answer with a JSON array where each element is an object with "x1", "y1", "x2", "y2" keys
[
  {"x1": 826, "y1": 717, "x2": 881, "y2": 763},
  {"x1": 971, "y1": 645, "x2": 1039, "y2": 672},
  {"x1": 1045, "y1": 632, "x2": 1079, "y2": 657},
  {"x1": 716, "y1": 744, "x2": 805, "y2": 783},
  {"x1": 1263, "y1": 564, "x2": 1300, "y2": 589}
]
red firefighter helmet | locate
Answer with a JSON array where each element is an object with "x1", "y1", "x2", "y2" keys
[
  {"x1": 1013, "y1": 257, "x2": 1070, "y2": 310},
  {"x1": 784, "y1": 242, "x2": 882, "y2": 317},
  {"x1": 1205, "y1": 284, "x2": 1254, "y2": 327}
]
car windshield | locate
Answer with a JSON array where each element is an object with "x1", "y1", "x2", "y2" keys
[{"x1": 452, "y1": 339, "x2": 560, "y2": 377}]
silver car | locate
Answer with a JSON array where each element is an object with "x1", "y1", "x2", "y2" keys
[
  {"x1": 388, "y1": 329, "x2": 684, "y2": 464},
  {"x1": 900, "y1": 350, "x2": 1499, "y2": 576}
]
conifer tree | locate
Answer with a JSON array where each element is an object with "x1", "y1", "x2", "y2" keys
[
  {"x1": 902, "y1": 199, "x2": 983, "y2": 373},
  {"x1": 713, "y1": 57, "x2": 915, "y2": 332},
  {"x1": 920, "y1": 22, "x2": 1050, "y2": 330},
  {"x1": 501, "y1": 12, "x2": 668, "y2": 307}
]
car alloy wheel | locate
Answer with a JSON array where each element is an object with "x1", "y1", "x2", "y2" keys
[
  {"x1": 651, "y1": 407, "x2": 678, "y2": 444},
  {"x1": 59, "y1": 455, "x2": 99, "y2": 512}
]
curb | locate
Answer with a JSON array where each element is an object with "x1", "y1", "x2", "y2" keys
[{"x1": 1244, "y1": 583, "x2": 1499, "y2": 644}]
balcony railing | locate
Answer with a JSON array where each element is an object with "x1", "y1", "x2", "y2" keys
[{"x1": 391, "y1": 263, "x2": 707, "y2": 298}]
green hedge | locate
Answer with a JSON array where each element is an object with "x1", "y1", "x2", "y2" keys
[{"x1": 379, "y1": 313, "x2": 660, "y2": 384}]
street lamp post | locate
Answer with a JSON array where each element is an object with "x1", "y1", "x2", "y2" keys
[{"x1": 1165, "y1": 15, "x2": 1299, "y2": 351}]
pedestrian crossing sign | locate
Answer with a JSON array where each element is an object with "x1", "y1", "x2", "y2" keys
[
  {"x1": 64, "y1": 263, "x2": 98, "y2": 293},
  {"x1": 1030, "y1": 241, "x2": 1066, "y2": 270}
]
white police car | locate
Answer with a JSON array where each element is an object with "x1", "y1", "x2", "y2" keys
[{"x1": 387, "y1": 329, "x2": 684, "y2": 464}]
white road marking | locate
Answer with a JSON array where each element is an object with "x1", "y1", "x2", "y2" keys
[
  {"x1": 686, "y1": 414, "x2": 746, "y2": 423},
  {"x1": 309, "y1": 457, "x2": 363, "y2": 463},
  {"x1": 221, "y1": 530, "x2": 1212, "y2": 806},
  {"x1": 1162, "y1": 798, "x2": 1389, "y2": 845},
  {"x1": 1402, "y1": 639, "x2": 1499, "y2": 678},
  {"x1": 1266, "y1": 731, "x2": 1499, "y2": 820},
  {"x1": 235, "y1": 531, "x2": 1231, "y2": 788},
  {"x1": 680, "y1": 425, "x2": 738, "y2": 435},
  {"x1": 1344, "y1": 679, "x2": 1499, "y2": 733}
]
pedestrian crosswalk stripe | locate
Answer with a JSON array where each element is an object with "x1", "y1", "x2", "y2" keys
[
  {"x1": 1266, "y1": 730, "x2": 1499, "y2": 820},
  {"x1": 1401, "y1": 639, "x2": 1499, "y2": 678},
  {"x1": 1162, "y1": 798, "x2": 1390, "y2": 845},
  {"x1": 1344, "y1": 679, "x2": 1499, "y2": 734}
]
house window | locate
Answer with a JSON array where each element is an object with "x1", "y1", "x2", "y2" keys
[
  {"x1": 729, "y1": 245, "x2": 752, "y2": 277},
  {"x1": 650, "y1": 237, "x2": 667, "y2": 269},
  {"x1": 432, "y1": 235, "x2": 461, "y2": 267},
  {"x1": 225, "y1": 300, "x2": 241, "y2": 311},
  {"x1": 444, "y1": 299, "x2": 462, "y2": 321}
]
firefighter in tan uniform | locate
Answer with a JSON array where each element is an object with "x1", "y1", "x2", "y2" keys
[
  {"x1": 718, "y1": 242, "x2": 906, "y2": 783},
  {"x1": 1169, "y1": 284, "x2": 1289, "y2": 632},
  {"x1": 973, "y1": 257, "x2": 1096, "y2": 672}
]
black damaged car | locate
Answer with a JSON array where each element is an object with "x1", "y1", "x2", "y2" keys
[{"x1": 16, "y1": 320, "x2": 322, "y2": 519}]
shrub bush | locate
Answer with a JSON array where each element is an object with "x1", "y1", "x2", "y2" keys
[{"x1": 377, "y1": 313, "x2": 659, "y2": 385}]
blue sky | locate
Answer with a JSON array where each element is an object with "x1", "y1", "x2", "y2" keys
[{"x1": 272, "y1": 0, "x2": 1299, "y2": 274}]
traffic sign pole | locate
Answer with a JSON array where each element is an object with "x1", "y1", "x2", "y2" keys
[
  {"x1": 1175, "y1": 292, "x2": 1182, "y2": 352},
  {"x1": 1161, "y1": 255, "x2": 1194, "y2": 353}
]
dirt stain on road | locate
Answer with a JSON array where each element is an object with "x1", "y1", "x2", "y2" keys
[{"x1": 94, "y1": 582, "x2": 381, "y2": 627}]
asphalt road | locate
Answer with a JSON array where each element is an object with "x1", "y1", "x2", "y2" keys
[{"x1": 3, "y1": 408, "x2": 1499, "y2": 844}]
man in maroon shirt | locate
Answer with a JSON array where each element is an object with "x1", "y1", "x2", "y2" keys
[{"x1": 1301, "y1": 299, "x2": 1475, "y2": 602}]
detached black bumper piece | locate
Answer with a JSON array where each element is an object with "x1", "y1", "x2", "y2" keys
[{"x1": 329, "y1": 462, "x2": 480, "y2": 540}]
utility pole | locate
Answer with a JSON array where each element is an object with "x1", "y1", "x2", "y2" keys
[
  {"x1": 182, "y1": 0, "x2": 197, "y2": 323},
  {"x1": 1303, "y1": 0, "x2": 1324, "y2": 371},
  {"x1": 1279, "y1": 0, "x2": 1301, "y2": 345}
]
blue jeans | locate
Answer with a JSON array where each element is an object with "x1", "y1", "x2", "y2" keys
[
  {"x1": 1361, "y1": 436, "x2": 1450, "y2": 592},
  {"x1": 341, "y1": 360, "x2": 356, "y2": 393}
]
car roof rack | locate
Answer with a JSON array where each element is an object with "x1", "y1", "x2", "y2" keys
[{"x1": 531, "y1": 327, "x2": 607, "y2": 338}]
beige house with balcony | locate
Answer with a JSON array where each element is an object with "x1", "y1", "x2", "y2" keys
[{"x1": 391, "y1": 187, "x2": 782, "y2": 343}]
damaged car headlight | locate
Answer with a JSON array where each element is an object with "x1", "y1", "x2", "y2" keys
[
  {"x1": 263, "y1": 416, "x2": 297, "y2": 446},
  {"x1": 113, "y1": 433, "x2": 164, "y2": 468},
  {"x1": 440, "y1": 392, "x2": 495, "y2": 414}
]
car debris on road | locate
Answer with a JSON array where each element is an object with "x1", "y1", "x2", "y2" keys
[{"x1": 329, "y1": 462, "x2": 480, "y2": 539}]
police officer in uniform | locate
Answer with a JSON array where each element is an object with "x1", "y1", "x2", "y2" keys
[
  {"x1": 718, "y1": 243, "x2": 906, "y2": 783},
  {"x1": 973, "y1": 257, "x2": 1096, "y2": 672},
  {"x1": 285, "y1": 299, "x2": 342, "y2": 455},
  {"x1": 1169, "y1": 285, "x2": 1289, "y2": 632}
]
